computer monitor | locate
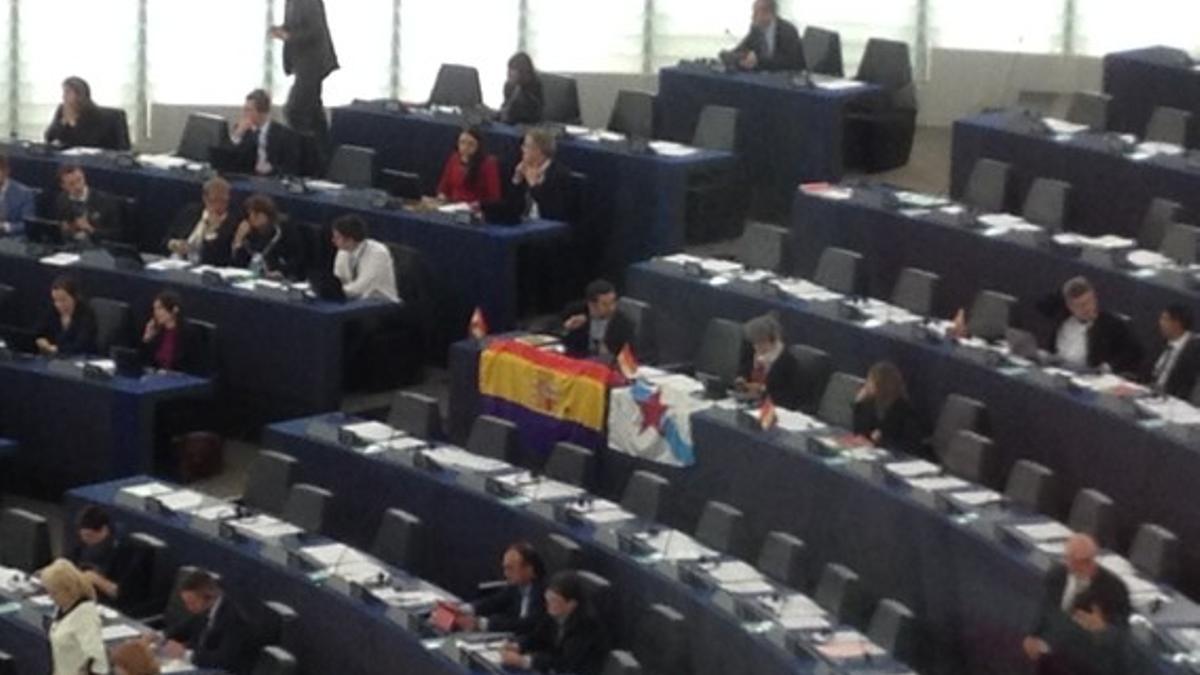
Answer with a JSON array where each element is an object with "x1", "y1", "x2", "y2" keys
[{"x1": 176, "y1": 113, "x2": 231, "y2": 163}]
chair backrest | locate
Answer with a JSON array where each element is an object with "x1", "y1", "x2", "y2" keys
[
  {"x1": 736, "y1": 222, "x2": 791, "y2": 273},
  {"x1": 183, "y1": 318, "x2": 218, "y2": 377},
  {"x1": 1145, "y1": 106, "x2": 1191, "y2": 146},
  {"x1": 541, "y1": 532, "x2": 583, "y2": 575},
  {"x1": 693, "y1": 318, "x2": 746, "y2": 388},
  {"x1": 466, "y1": 414, "x2": 518, "y2": 462},
  {"x1": 99, "y1": 106, "x2": 132, "y2": 151},
  {"x1": 281, "y1": 483, "x2": 332, "y2": 534},
  {"x1": 1065, "y1": 92, "x2": 1111, "y2": 131},
  {"x1": 1021, "y1": 177, "x2": 1071, "y2": 232},
  {"x1": 260, "y1": 600, "x2": 298, "y2": 651},
  {"x1": 867, "y1": 598, "x2": 917, "y2": 665},
  {"x1": 813, "y1": 247, "x2": 863, "y2": 296},
  {"x1": 944, "y1": 430, "x2": 997, "y2": 486},
  {"x1": 1067, "y1": 488, "x2": 1117, "y2": 550},
  {"x1": 1129, "y1": 523, "x2": 1180, "y2": 585},
  {"x1": 545, "y1": 442, "x2": 596, "y2": 488},
  {"x1": 602, "y1": 651, "x2": 643, "y2": 675},
  {"x1": 787, "y1": 344, "x2": 833, "y2": 415},
  {"x1": 176, "y1": 113, "x2": 230, "y2": 163},
  {"x1": 371, "y1": 507, "x2": 423, "y2": 572},
  {"x1": 0, "y1": 283, "x2": 13, "y2": 324},
  {"x1": 967, "y1": 289, "x2": 1016, "y2": 342},
  {"x1": 541, "y1": 73, "x2": 582, "y2": 124},
  {"x1": 429, "y1": 64, "x2": 483, "y2": 107},
  {"x1": 633, "y1": 603, "x2": 689, "y2": 675},
  {"x1": 1159, "y1": 222, "x2": 1200, "y2": 265},
  {"x1": 0, "y1": 509, "x2": 52, "y2": 573},
  {"x1": 692, "y1": 105, "x2": 739, "y2": 152},
  {"x1": 608, "y1": 90, "x2": 656, "y2": 139},
  {"x1": 891, "y1": 267, "x2": 940, "y2": 317},
  {"x1": 856, "y1": 39, "x2": 913, "y2": 94},
  {"x1": 252, "y1": 646, "x2": 297, "y2": 675},
  {"x1": 803, "y1": 26, "x2": 844, "y2": 77},
  {"x1": 963, "y1": 158, "x2": 1010, "y2": 213},
  {"x1": 756, "y1": 531, "x2": 806, "y2": 589},
  {"x1": 577, "y1": 571, "x2": 614, "y2": 626},
  {"x1": 620, "y1": 470, "x2": 670, "y2": 522},
  {"x1": 817, "y1": 372, "x2": 865, "y2": 429},
  {"x1": 617, "y1": 297, "x2": 656, "y2": 364},
  {"x1": 931, "y1": 394, "x2": 987, "y2": 461},
  {"x1": 1004, "y1": 459, "x2": 1057, "y2": 515},
  {"x1": 694, "y1": 501, "x2": 746, "y2": 559},
  {"x1": 243, "y1": 450, "x2": 297, "y2": 515},
  {"x1": 325, "y1": 144, "x2": 376, "y2": 189},
  {"x1": 0, "y1": 650, "x2": 13, "y2": 675},
  {"x1": 121, "y1": 532, "x2": 172, "y2": 618},
  {"x1": 814, "y1": 562, "x2": 865, "y2": 625},
  {"x1": 386, "y1": 391, "x2": 443, "y2": 440},
  {"x1": 1138, "y1": 197, "x2": 1184, "y2": 250},
  {"x1": 91, "y1": 297, "x2": 132, "y2": 355}
]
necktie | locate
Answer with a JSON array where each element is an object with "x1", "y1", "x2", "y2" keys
[
  {"x1": 1154, "y1": 344, "x2": 1176, "y2": 385},
  {"x1": 350, "y1": 248, "x2": 361, "y2": 282},
  {"x1": 751, "y1": 361, "x2": 767, "y2": 384}
]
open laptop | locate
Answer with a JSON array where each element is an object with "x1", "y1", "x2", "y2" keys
[
  {"x1": 306, "y1": 268, "x2": 347, "y2": 302},
  {"x1": 24, "y1": 217, "x2": 65, "y2": 247}
]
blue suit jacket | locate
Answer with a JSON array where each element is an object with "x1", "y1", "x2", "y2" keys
[{"x1": 1, "y1": 180, "x2": 36, "y2": 234}]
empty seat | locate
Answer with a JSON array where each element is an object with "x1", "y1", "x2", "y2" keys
[
  {"x1": 252, "y1": 646, "x2": 297, "y2": 675},
  {"x1": 242, "y1": 450, "x2": 298, "y2": 515},
  {"x1": 184, "y1": 318, "x2": 218, "y2": 377},
  {"x1": 1067, "y1": 488, "x2": 1117, "y2": 550},
  {"x1": 803, "y1": 26, "x2": 844, "y2": 77},
  {"x1": 325, "y1": 144, "x2": 376, "y2": 189},
  {"x1": 1129, "y1": 523, "x2": 1180, "y2": 585},
  {"x1": 930, "y1": 394, "x2": 988, "y2": 462},
  {"x1": 788, "y1": 344, "x2": 833, "y2": 415},
  {"x1": 1065, "y1": 92, "x2": 1111, "y2": 131},
  {"x1": 944, "y1": 430, "x2": 997, "y2": 486},
  {"x1": 428, "y1": 64, "x2": 483, "y2": 107},
  {"x1": 736, "y1": 221, "x2": 791, "y2": 273},
  {"x1": 617, "y1": 297, "x2": 656, "y2": 363},
  {"x1": 1004, "y1": 460, "x2": 1057, "y2": 515},
  {"x1": 692, "y1": 105, "x2": 739, "y2": 152},
  {"x1": 967, "y1": 290, "x2": 1016, "y2": 342},
  {"x1": 867, "y1": 598, "x2": 917, "y2": 665},
  {"x1": 814, "y1": 562, "x2": 865, "y2": 625},
  {"x1": 621, "y1": 470, "x2": 670, "y2": 522},
  {"x1": 545, "y1": 442, "x2": 596, "y2": 488},
  {"x1": 694, "y1": 501, "x2": 746, "y2": 559},
  {"x1": 176, "y1": 113, "x2": 230, "y2": 163},
  {"x1": 1145, "y1": 106, "x2": 1191, "y2": 146},
  {"x1": 891, "y1": 267, "x2": 940, "y2": 317},
  {"x1": 602, "y1": 651, "x2": 642, "y2": 675},
  {"x1": 0, "y1": 651, "x2": 12, "y2": 675},
  {"x1": 261, "y1": 600, "x2": 298, "y2": 652},
  {"x1": 608, "y1": 90, "x2": 656, "y2": 139},
  {"x1": 962, "y1": 158, "x2": 1010, "y2": 213},
  {"x1": 812, "y1": 247, "x2": 863, "y2": 296},
  {"x1": 817, "y1": 372, "x2": 865, "y2": 429},
  {"x1": 693, "y1": 318, "x2": 746, "y2": 387},
  {"x1": 98, "y1": 106, "x2": 132, "y2": 151},
  {"x1": 1138, "y1": 197, "x2": 1184, "y2": 251},
  {"x1": 756, "y1": 531, "x2": 806, "y2": 589},
  {"x1": 120, "y1": 532, "x2": 172, "y2": 618},
  {"x1": 91, "y1": 297, "x2": 133, "y2": 355},
  {"x1": 386, "y1": 391, "x2": 443, "y2": 440},
  {"x1": 577, "y1": 571, "x2": 614, "y2": 625},
  {"x1": 847, "y1": 38, "x2": 917, "y2": 172},
  {"x1": 542, "y1": 533, "x2": 583, "y2": 574},
  {"x1": 633, "y1": 603, "x2": 689, "y2": 675},
  {"x1": 0, "y1": 509, "x2": 52, "y2": 573},
  {"x1": 542, "y1": 73, "x2": 582, "y2": 125},
  {"x1": 466, "y1": 415, "x2": 518, "y2": 463},
  {"x1": 1021, "y1": 177, "x2": 1071, "y2": 232},
  {"x1": 281, "y1": 483, "x2": 333, "y2": 534},
  {"x1": 372, "y1": 508, "x2": 423, "y2": 572},
  {"x1": 1160, "y1": 222, "x2": 1200, "y2": 265}
]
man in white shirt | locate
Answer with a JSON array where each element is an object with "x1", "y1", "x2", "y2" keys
[
  {"x1": 1048, "y1": 276, "x2": 1143, "y2": 374},
  {"x1": 331, "y1": 214, "x2": 399, "y2": 302},
  {"x1": 1151, "y1": 304, "x2": 1200, "y2": 398}
]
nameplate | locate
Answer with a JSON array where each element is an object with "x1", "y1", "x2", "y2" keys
[
  {"x1": 261, "y1": 543, "x2": 291, "y2": 567},
  {"x1": 765, "y1": 623, "x2": 790, "y2": 650},
  {"x1": 1093, "y1": 392, "x2": 1139, "y2": 420},
  {"x1": 113, "y1": 490, "x2": 151, "y2": 513},
  {"x1": 526, "y1": 500, "x2": 557, "y2": 522},
  {"x1": 253, "y1": 284, "x2": 305, "y2": 303},
  {"x1": 1160, "y1": 422, "x2": 1200, "y2": 446},
  {"x1": 1079, "y1": 247, "x2": 1119, "y2": 269},
  {"x1": 305, "y1": 420, "x2": 342, "y2": 445},
  {"x1": 188, "y1": 514, "x2": 225, "y2": 539},
  {"x1": 455, "y1": 471, "x2": 491, "y2": 494},
  {"x1": 1024, "y1": 368, "x2": 1070, "y2": 391},
  {"x1": 712, "y1": 588, "x2": 738, "y2": 614},
  {"x1": 325, "y1": 574, "x2": 355, "y2": 597},
  {"x1": 593, "y1": 526, "x2": 621, "y2": 551},
  {"x1": 46, "y1": 359, "x2": 84, "y2": 379},
  {"x1": 1156, "y1": 267, "x2": 1198, "y2": 291}
]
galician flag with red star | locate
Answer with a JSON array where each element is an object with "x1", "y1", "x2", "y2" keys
[{"x1": 607, "y1": 373, "x2": 714, "y2": 467}]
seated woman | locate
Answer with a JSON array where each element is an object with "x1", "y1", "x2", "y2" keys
[
  {"x1": 500, "y1": 52, "x2": 544, "y2": 125},
  {"x1": 45, "y1": 76, "x2": 108, "y2": 149},
  {"x1": 436, "y1": 127, "x2": 501, "y2": 206},
  {"x1": 42, "y1": 558, "x2": 110, "y2": 675},
  {"x1": 500, "y1": 571, "x2": 608, "y2": 675},
  {"x1": 35, "y1": 275, "x2": 98, "y2": 357},
  {"x1": 852, "y1": 361, "x2": 926, "y2": 457},
  {"x1": 140, "y1": 291, "x2": 204, "y2": 374}
]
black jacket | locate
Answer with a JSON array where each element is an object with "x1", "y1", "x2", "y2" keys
[
  {"x1": 140, "y1": 319, "x2": 207, "y2": 375},
  {"x1": 1037, "y1": 298, "x2": 1144, "y2": 376},
  {"x1": 471, "y1": 581, "x2": 546, "y2": 637},
  {"x1": 225, "y1": 123, "x2": 302, "y2": 177},
  {"x1": 70, "y1": 535, "x2": 153, "y2": 615},
  {"x1": 282, "y1": 0, "x2": 339, "y2": 80},
  {"x1": 44, "y1": 105, "x2": 108, "y2": 149},
  {"x1": 501, "y1": 79, "x2": 545, "y2": 125},
  {"x1": 1030, "y1": 565, "x2": 1133, "y2": 675},
  {"x1": 166, "y1": 596, "x2": 257, "y2": 675},
  {"x1": 852, "y1": 397, "x2": 927, "y2": 457},
  {"x1": 165, "y1": 203, "x2": 238, "y2": 267},
  {"x1": 53, "y1": 189, "x2": 123, "y2": 243},
  {"x1": 735, "y1": 18, "x2": 806, "y2": 72},
  {"x1": 737, "y1": 348, "x2": 806, "y2": 411},
  {"x1": 1150, "y1": 336, "x2": 1200, "y2": 400},
  {"x1": 35, "y1": 303, "x2": 98, "y2": 356},
  {"x1": 1031, "y1": 565, "x2": 1131, "y2": 637},
  {"x1": 561, "y1": 303, "x2": 635, "y2": 359},
  {"x1": 231, "y1": 221, "x2": 310, "y2": 281},
  {"x1": 510, "y1": 160, "x2": 574, "y2": 222},
  {"x1": 520, "y1": 609, "x2": 608, "y2": 675}
]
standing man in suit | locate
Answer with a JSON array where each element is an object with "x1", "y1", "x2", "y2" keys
[
  {"x1": 271, "y1": 0, "x2": 339, "y2": 163},
  {"x1": 53, "y1": 165, "x2": 122, "y2": 243},
  {"x1": 455, "y1": 542, "x2": 547, "y2": 637},
  {"x1": 228, "y1": 90, "x2": 301, "y2": 177},
  {"x1": 561, "y1": 279, "x2": 634, "y2": 360},
  {"x1": 163, "y1": 570, "x2": 256, "y2": 675},
  {"x1": 1039, "y1": 277, "x2": 1144, "y2": 376},
  {"x1": 1150, "y1": 304, "x2": 1200, "y2": 399},
  {"x1": 735, "y1": 313, "x2": 804, "y2": 410},
  {"x1": 732, "y1": 0, "x2": 806, "y2": 72},
  {"x1": 0, "y1": 155, "x2": 35, "y2": 235}
]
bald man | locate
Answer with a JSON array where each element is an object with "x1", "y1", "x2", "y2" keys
[{"x1": 1023, "y1": 533, "x2": 1131, "y2": 674}]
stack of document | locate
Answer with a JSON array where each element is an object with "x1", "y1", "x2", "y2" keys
[
  {"x1": 885, "y1": 460, "x2": 940, "y2": 480},
  {"x1": 154, "y1": 489, "x2": 209, "y2": 513},
  {"x1": 705, "y1": 560, "x2": 773, "y2": 595},
  {"x1": 421, "y1": 447, "x2": 511, "y2": 474},
  {"x1": 1137, "y1": 396, "x2": 1200, "y2": 426},
  {"x1": 799, "y1": 183, "x2": 853, "y2": 201},
  {"x1": 191, "y1": 266, "x2": 254, "y2": 282},
  {"x1": 814, "y1": 79, "x2": 864, "y2": 92},
  {"x1": 1053, "y1": 233, "x2": 1135, "y2": 250},
  {"x1": 635, "y1": 530, "x2": 715, "y2": 562},
  {"x1": 137, "y1": 154, "x2": 194, "y2": 171},
  {"x1": 1043, "y1": 118, "x2": 1089, "y2": 135},
  {"x1": 892, "y1": 191, "x2": 948, "y2": 208},
  {"x1": 228, "y1": 514, "x2": 304, "y2": 542},
  {"x1": 856, "y1": 298, "x2": 922, "y2": 327},
  {"x1": 946, "y1": 488, "x2": 1004, "y2": 508},
  {"x1": 564, "y1": 499, "x2": 636, "y2": 526},
  {"x1": 774, "y1": 408, "x2": 826, "y2": 434},
  {"x1": 815, "y1": 629, "x2": 886, "y2": 660},
  {"x1": 762, "y1": 594, "x2": 831, "y2": 631},
  {"x1": 304, "y1": 179, "x2": 346, "y2": 192},
  {"x1": 976, "y1": 213, "x2": 1043, "y2": 238},
  {"x1": 40, "y1": 253, "x2": 81, "y2": 267},
  {"x1": 146, "y1": 258, "x2": 194, "y2": 272},
  {"x1": 118, "y1": 481, "x2": 175, "y2": 503},
  {"x1": 493, "y1": 472, "x2": 585, "y2": 502},
  {"x1": 1013, "y1": 521, "x2": 1073, "y2": 546},
  {"x1": 364, "y1": 436, "x2": 428, "y2": 456},
  {"x1": 372, "y1": 587, "x2": 449, "y2": 610},
  {"x1": 773, "y1": 278, "x2": 843, "y2": 303},
  {"x1": 648, "y1": 140, "x2": 698, "y2": 157},
  {"x1": 1126, "y1": 249, "x2": 1176, "y2": 269},
  {"x1": 341, "y1": 421, "x2": 401, "y2": 445}
]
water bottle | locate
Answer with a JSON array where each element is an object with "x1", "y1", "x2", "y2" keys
[{"x1": 249, "y1": 252, "x2": 266, "y2": 277}]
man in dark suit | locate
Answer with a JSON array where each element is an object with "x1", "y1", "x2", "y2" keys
[
  {"x1": 735, "y1": 313, "x2": 803, "y2": 410},
  {"x1": 1023, "y1": 534, "x2": 1131, "y2": 675},
  {"x1": 1150, "y1": 304, "x2": 1200, "y2": 399},
  {"x1": 70, "y1": 506, "x2": 148, "y2": 614},
  {"x1": 732, "y1": 0, "x2": 806, "y2": 72},
  {"x1": 271, "y1": 0, "x2": 339, "y2": 158},
  {"x1": 456, "y1": 542, "x2": 547, "y2": 637},
  {"x1": 230, "y1": 194, "x2": 309, "y2": 281},
  {"x1": 163, "y1": 570, "x2": 257, "y2": 675},
  {"x1": 511, "y1": 128, "x2": 574, "y2": 222},
  {"x1": 1039, "y1": 277, "x2": 1144, "y2": 376},
  {"x1": 0, "y1": 154, "x2": 36, "y2": 235},
  {"x1": 501, "y1": 571, "x2": 608, "y2": 675},
  {"x1": 223, "y1": 90, "x2": 301, "y2": 177},
  {"x1": 53, "y1": 164, "x2": 122, "y2": 243},
  {"x1": 164, "y1": 177, "x2": 238, "y2": 266},
  {"x1": 561, "y1": 279, "x2": 634, "y2": 360}
]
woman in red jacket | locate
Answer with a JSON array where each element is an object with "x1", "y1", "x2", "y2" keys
[{"x1": 436, "y1": 126, "x2": 501, "y2": 206}]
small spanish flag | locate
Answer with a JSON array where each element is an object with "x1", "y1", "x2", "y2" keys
[
  {"x1": 616, "y1": 343, "x2": 639, "y2": 380},
  {"x1": 468, "y1": 307, "x2": 488, "y2": 340},
  {"x1": 758, "y1": 396, "x2": 778, "y2": 431}
]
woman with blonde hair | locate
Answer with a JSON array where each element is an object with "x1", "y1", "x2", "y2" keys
[
  {"x1": 852, "y1": 361, "x2": 926, "y2": 457},
  {"x1": 41, "y1": 558, "x2": 111, "y2": 674}
]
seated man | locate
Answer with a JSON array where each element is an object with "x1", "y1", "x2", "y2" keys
[
  {"x1": 230, "y1": 194, "x2": 308, "y2": 281},
  {"x1": 729, "y1": 0, "x2": 805, "y2": 72},
  {"x1": 222, "y1": 89, "x2": 300, "y2": 177},
  {"x1": 1038, "y1": 277, "x2": 1144, "y2": 376},
  {"x1": 734, "y1": 313, "x2": 802, "y2": 409},
  {"x1": 69, "y1": 506, "x2": 141, "y2": 611},
  {"x1": 500, "y1": 571, "x2": 608, "y2": 675},
  {"x1": 1149, "y1": 304, "x2": 1200, "y2": 399},
  {"x1": 163, "y1": 570, "x2": 256, "y2": 675},
  {"x1": 510, "y1": 128, "x2": 573, "y2": 222},
  {"x1": 0, "y1": 154, "x2": 36, "y2": 235},
  {"x1": 455, "y1": 542, "x2": 547, "y2": 636},
  {"x1": 331, "y1": 215, "x2": 399, "y2": 302},
  {"x1": 53, "y1": 164, "x2": 122, "y2": 243},
  {"x1": 561, "y1": 279, "x2": 633, "y2": 359},
  {"x1": 164, "y1": 177, "x2": 238, "y2": 266}
]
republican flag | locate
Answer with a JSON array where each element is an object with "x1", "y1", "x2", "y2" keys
[
  {"x1": 616, "y1": 344, "x2": 639, "y2": 380},
  {"x1": 758, "y1": 396, "x2": 778, "y2": 431},
  {"x1": 468, "y1": 307, "x2": 488, "y2": 340}
]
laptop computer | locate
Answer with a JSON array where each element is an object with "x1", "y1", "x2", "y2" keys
[
  {"x1": 480, "y1": 200, "x2": 524, "y2": 226},
  {"x1": 307, "y1": 269, "x2": 347, "y2": 302},
  {"x1": 104, "y1": 242, "x2": 146, "y2": 271},
  {"x1": 25, "y1": 217, "x2": 65, "y2": 247}
]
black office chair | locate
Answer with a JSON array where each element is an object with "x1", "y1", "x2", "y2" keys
[
  {"x1": 1138, "y1": 197, "x2": 1184, "y2": 251},
  {"x1": 541, "y1": 533, "x2": 583, "y2": 575},
  {"x1": 381, "y1": 168, "x2": 424, "y2": 199},
  {"x1": 1021, "y1": 177, "x2": 1071, "y2": 233},
  {"x1": 846, "y1": 38, "x2": 917, "y2": 172},
  {"x1": 736, "y1": 222, "x2": 791, "y2": 273},
  {"x1": 617, "y1": 297, "x2": 656, "y2": 363},
  {"x1": 98, "y1": 106, "x2": 132, "y2": 151},
  {"x1": 0, "y1": 651, "x2": 13, "y2": 675},
  {"x1": 608, "y1": 90, "x2": 656, "y2": 139},
  {"x1": 242, "y1": 450, "x2": 298, "y2": 515},
  {"x1": 817, "y1": 372, "x2": 865, "y2": 429},
  {"x1": 386, "y1": 391, "x2": 443, "y2": 440},
  {"x1": 325, "y1": 145, "x2": 376, "y2": 189},
  {"x1": 966, "y1": 289, "x2": 1017, "y2": 342},
  {"x1": 867, "y1": 599, "x2": 917, "y2": 665},
  {"x1": 788, "y1": 344, "x2": 833, "y2": 416},
  {"x1": 176, "y1": 113, "x2": 230, "y2": 163},
  {"x1": 184, "y1": 318, "x2": 218, "y2": 378},
  {"x1": 260, "y1": 601, "x2": 299, "y2": 653},
  {"x1": 962, "y1": 158, "x2": 1011, "y2": 214},
  {"x1": 756, "y1": 531, "x2": 806, "y2": 589},
  {"x1": 1065, "y1": 92, "x2": 1111, "y2": 131},
  {"x1": 121, "y1": 532, "x2": 173, "y2": 619},
  {"x1": 620, "y1": 470, "x2": 670, "y2": 522},
  {"x1": 891, "y1": 267, "x2": 940, "y2": 317},
  {"x1": 812, "y1": 247, "x2": 864, "y2": 296},
  {"x1": 1129, "y1": 523, "x2": 1180, "y2": 586},
  {"x1": 693, "y1": 318, "x2": 746, "y2": 388},
  {"x1": 633, "y1": 603, "x2": 690, "y2": 675},
  {"x1": 542, "y1": 73, "x2": 582, "y2": 125},
  {"x1": 814, "y1": 562, "x2": 866, "y2": 625},
  {"x1": 252, "y1": 646, "x2": 297, "y2": 675},
  {"x1": 577, "y1": 571, "x2": 614, "y2": 627},
  {"x1": 281, "y1": 483, "x2": 332, "y2": 534},
  {"x1": 1160, "y1": 222, "x2": 1200, "y2": 265},
  {"x1": 429, "y1": 64, "x2": 483, "y2": 108},
  {"x1": 466, "y1": 415, "x2": 519, "y2": 463},
  {"x1": 544, "y1": 442, "x2": 596, "y2": 488},
  {"x1": 803, "y1": 26, "x2": 844, "y2": 77},
  {"x1": 944, "y1": 430, "x2": 997, "y2": 486},
  {"x1": 1003, "y1": 460, "x2": 1058, "y2": 516},
  {"x1": 371, "y1": 508, "x2": 424, "y2": 572},
  {"x1": 930, "y1": 394, "x2": 988, "y2": 462},
  {"x1": 694, "y1": 501, "x2": 747, "y2": 560},
  {"x1": 0, "y1": 508, "x2": 52, "y2": 573},
  {"x1": 1145, "y1": 106, "x2": 1191, "y2": 146},
  {"x1": 602, "y1": 651, "x2": 642, "y2": 675},
  {"x1": 0, "y1": 283, "x2": 13, "y2": 326},
  {"x1": 1067, "y1": 488, "x2": 1117, "y2": 550},
  {"x1": 91, "y1": 297, "x2": 133, "y2": 355},
  {"x1": 692, "y1": 105, "x2": 739, "y2": 152}
]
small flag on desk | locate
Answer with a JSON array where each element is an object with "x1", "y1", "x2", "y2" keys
[
  {"x1": 429, "y1": 601, "x2": 460, "y2": 633},
  {"x1": 616, "y1": 343, "x2": 639, "y2": 379},
  {"x1": 758, "y1": 396, "x2": 778, "y2": 431},
  {"x1": 468, "y1": 307, "x2": 488, "y2": 340}
]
